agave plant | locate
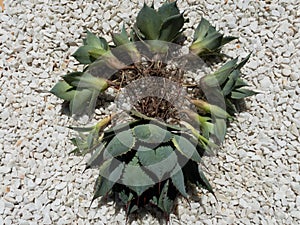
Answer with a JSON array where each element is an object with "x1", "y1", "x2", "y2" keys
[{"x1": 51, "y1": 0, "x2": 256, "y2": 220}]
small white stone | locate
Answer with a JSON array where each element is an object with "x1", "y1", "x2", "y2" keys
[
  {"x1": 296, "y1": 196, "x2": 300, "y2": 207},
  {"x1": 293, "y1": 103, "x2": 300, "y2": 111},
  {"x1": 290, "y1": 210, "x2": 300, "y2": 219},
  {"x1": 282, "y1": 68, "x2": 291, "y2": 76},
  {"x1": 77, "y1": 207, "x2": 87, "y2": 218},
  {"x1": 249, "y1": 21, "x2": 258, "y2": 32},
  {"x1": 0, "y1": 166, "x2": 11, "y2": 173},
  {"x1": 239, "y1": 199, "x2": 248, "y2": 208},
  {"x1": 0, "y1": 199, "x2": 5, "y2": 214},
  {"x1": 103, "y1": 11, "x2": 110, "y2": 20},
  {"x1": 55, "y1": 182, "x2": 67, "y2": 190},
  {"x1": 290, "y1": 73, "x2": 299, "y2": 81},
  {"x1": 42, "y1": 214, "x2": 52, "y2": 225},
  {"x1": 260, "y1": 77, "x2": 272, "y2": 89},
  {"x1": 291, "y1": 182, "x2": 300, "y2": 194}
]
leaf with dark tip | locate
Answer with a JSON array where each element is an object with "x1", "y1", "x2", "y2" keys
[
  {"x1": 137, "y1": 146, "x2": 177, "y2": 181},
  {"x1": 172, "y1": 134, "x2": 202, "y2": 163},
  {"x1": 133, "y1": 124, "x2": 173, "y2": 144},
  {"x1": 68, "y1": 126, "x2": 95, "y2": 132},
  {"x1": 127, "y1": 202, "x2": 139, "y2": 214},
  {"x1": 225, "y1": 98, "x2": 237, "y2": 115},
  {"x1": 122, "y1": 161, "x2": 155, "y2": 196},
  {"x1": 158, "y1": 180, "x2": 174, "y2": 214},
  {"x1": 201, "y1": 58, "x2": 238, "y2": 87},
  {"x1": 236, "y1": 53, "x2": 251, "y2": 70},
  {"x1": 221, "y1": 36, "x2": 238, "y2": 45},
  {"x1": 103, "y1": 130, "x2": 135, "y2": 160},
  {"x1": 198, "y1": 169, "x2": 215, "y2": 198},
  {"x1": 136, "y1": 4, "x2": 162, "y2": 40},
  {"x1": 99, "y1": 158, "x2": 124, "y2": 180},
  {"x1": 50, "y1": 80, "x2": 76, "y2": 101},
  {"x1": 119, "y1": 190, "x2": 134, "y2": 204},
  {"x1": 231, "y1": 88, "x2": 257, "y2": 99},
  {"x1": 92, "y1": 160, "x2": 124, "y2": 201},
  {"x1": 157, "y1": 1, "x2": 180, "y2": 22},
  {"x1": 85, "y1": 143, "x2": 106, "y2": 170},
  {"x1": 222, "y1": 70, "x2": 240, "y2": 96},
  {"x1": 234, "y1": 78, "x2": 249, "y2": 88},
  {"x1": 171, "y1": 164, "x2": 187, "y2": 197},
  {"x1": 159, "y1": 13, "x2": 184, "y2": 42}
]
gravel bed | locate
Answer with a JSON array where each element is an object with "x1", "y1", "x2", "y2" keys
[{"x1": 0, "y1": 0, "x2": 299, "y2": 224}]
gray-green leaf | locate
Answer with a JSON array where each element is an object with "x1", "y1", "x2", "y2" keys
[
  {"x1": 133, "y1": 124, "x2": 173, "y2": 144},
  {"x1": 136, "y1": 4, "x2": 162, "y2": 40},
  {"x1": 103, "y1": 130, "x2": 135, "y2": 160},
  {"x1": 172, "y1": 135, "x2": 202, "y2": 163}
]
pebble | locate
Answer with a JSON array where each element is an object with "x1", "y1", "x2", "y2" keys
[
  {"x1": 55, "y1": 182, "x2": 67, "y2": 191},
  {"x1": 282, "y1": 68, "x2": 291, "y2": 76},
  {"x1": 78, "y1": 207, "x2": 88, "y2": 218},
  {"x1": 293, "y1": 103, "x2": 300, "y2": 111}
]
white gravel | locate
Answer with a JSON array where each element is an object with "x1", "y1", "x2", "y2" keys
[{"x1": 1, "y1": 0, "x2": 299, "y2": 224}]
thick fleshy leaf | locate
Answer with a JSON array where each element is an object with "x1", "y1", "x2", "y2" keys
[
  {"x1": 130, "y1": 110, "x2": 187, "y2": 132},
  {"x1": 85, "y1": 143, "x2": 106, "y2": 169},
  {"x1": 136, "y1": 4, "x2": 162, "y2": 40},
  {"x1": 99, "y1": 159, "x2": 124, "y2": 181},
  {"x1": 193, "y1": 17, "x2": 210, "y2": 42},
  {"x1": 103, "y1": 130, "x2": 135, "y2": 160},
  {"x1": 72, "y1": 45, "x2": 98, "y2": 64},
  {"x1": 122, "y1": 161, "x2": 155, "y2": 196},
  {"x1": 231, "y1": 88, "x2": 257, "y2": 99},
  {"x1": 222, "y1": 70, "x2": 240, "y2": 96},
  {"x1": 69, "y1": 89, "x2": 93, "y2": 115},
  {"x1": 88, "y1": 48, "x2": 108, "y2": 59},
  {"x1": 221, "y1": 36, "x2": 238, "y2": 45},
  {"x1": 234, "y1": 78, "x2": 249, "y2": 88},
  {"x1": 63, "y1": 72, "x2": 108, "y2": 91},
  {"x1": 85, "y1": 31, "x2": 108, "y2": 50},
  {"x1": 133, "y1": 124, "x2": 173, "y2": 144},
  {"x1": 137, "y1": 146, "x2": 177, "y2": 180},
  {"x1": 179, "y1": 121, "x2": 218, "y2": 154},
  {"x1": 92, "y1": 160, "x2": 124, "y2": 200},
  {"x1": 236, "y1": 53, "x2": 251, "y2": 70},
  {"x1": 74, "y1": 31, "x2": 109, "y2": 64},
  {"x1": 225, "y1": 98, "x2": 238, "y2": 115},
  {"x1": 158, "y1": 180, "x2": 174, "y2": 214},
  {"x1": 190, "y1": 33, "x2": 223, "y2": 55},
  {"x1": 119, "y1": 190, "x2": 134, "y2": 204},
  {"x1": 201, "y1": 58, "x2": 238, "y2": 87},
  {"x1": 172, "y1": 134, "x2": 202, "y2": 163},
  {"x1": 171, "y1": 164, "x2": 187, "y2": 197},
  {"x1": 112, "y1": 25, "x2": 131, "y2": 46},
  {"x1": 198, "y1": 169, "x2": 215, "y2": 197},
  {"x1": 214, "y1": 118, "x2": 227, "y2": 143},
  {"x1": 159, "y1": 14, "x2": 184, "y2": 41},
  {"x1": 157, "y1": 1, "x2": 180, "y2": 22},
  {"x1": 50, "y1": 80, "x2": 75, "y2": 101}
]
